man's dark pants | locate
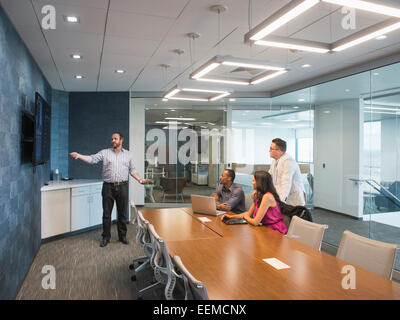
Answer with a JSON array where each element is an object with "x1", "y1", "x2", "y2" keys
[{"x1": 101, "y1": 182, "x2": 128, "y2": 240}]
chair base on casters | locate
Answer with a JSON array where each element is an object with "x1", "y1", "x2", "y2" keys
[{"x1": 137, "y1": 281, "x2": 163, "y2": 300}]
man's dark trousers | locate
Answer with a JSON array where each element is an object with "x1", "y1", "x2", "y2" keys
[{"x1": 102, "y1": 182, "x2": 128, "y2": 240}]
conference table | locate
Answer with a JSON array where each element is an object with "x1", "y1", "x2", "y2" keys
[{"x1": 140, "y1": 207, "x2": 400, "y2": 300}]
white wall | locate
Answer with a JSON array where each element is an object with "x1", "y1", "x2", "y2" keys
[
  {"x1": 129, "y1": 98, "x2": 145, "y2": 206},
  {"x1": 314, "y1": 99, "x2": 363, "y2": 218},
  {"x1": 231, "y1": 127, "x2": 296, "y2": 164}
]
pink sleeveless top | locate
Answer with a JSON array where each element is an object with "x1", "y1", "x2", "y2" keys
[{"x1": 252, "y1": 193, "x2": 288, "y2": 235}]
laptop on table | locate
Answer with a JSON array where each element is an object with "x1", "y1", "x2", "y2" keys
[{"x1": 191, "y1": 195, "x2": 225, "y2": 216}]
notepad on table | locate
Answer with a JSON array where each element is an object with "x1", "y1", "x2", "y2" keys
[
  {"x1": 198, "y1": 217, "x2": 212, "y2": 223},
  {"x1": 263, "y1": 258, "x2": 291, "y2": 270}
]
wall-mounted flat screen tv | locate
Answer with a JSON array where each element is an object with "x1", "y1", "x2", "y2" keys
[{"x1": 33, "y1": 92, "x2": 51, "y2": 166}]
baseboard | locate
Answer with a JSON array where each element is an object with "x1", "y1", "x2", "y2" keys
[{"x1": 40, "y1": 221, "x2": 117, "y2": 244}]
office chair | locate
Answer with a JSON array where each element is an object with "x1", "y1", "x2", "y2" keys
[
  {"x1": 129, "y1": 211, "x2": 153, "y2": 280},
  {"x1": 160, "y1": 177, "x2": 186, "y2": 202},
  {"x1": 337, "y1": 230, "x2": 398, "y2": 279},
  {"x1": 287, "y1": 216, "x2": 328, "y2": 250},
  {"x1": 130, "y1": 199, "x2": 138, "y2": 225},
  {"x1": 173, "y1": 255, "x2": 209, "y2": 300},
  {"x1": 244, "y1": 193, "x2": 253, "y2": 211},
  {"x1": 137, "y1": 224, "x2": 177, "y2": 300}
]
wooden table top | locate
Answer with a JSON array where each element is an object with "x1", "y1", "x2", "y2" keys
[
  {"x1": 140, "y1": 207, "x2": 400, "y2": 300},
  {"x1": 140, "y1": 208, "x2": 220, "y2": 241}
]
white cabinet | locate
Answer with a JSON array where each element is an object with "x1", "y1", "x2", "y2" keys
[
  {"x1": 71, "y1": 184, "x2": 117, "y2": 231},
  {"x1": 41, "y1": 189, "x2": 71, "y2": 239},
  {"x1": 71, "y1": 187, "x2": 91, "y2": 231},
  {"x1": 41, "y1": 180, "x2": 118, "y2": 239},
  {"x1": 90, "y1": 192, "x2": 104, "y2": 226}
]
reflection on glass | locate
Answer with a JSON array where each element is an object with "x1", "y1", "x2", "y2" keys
[
  {"x1": 367, "y1": 63, "x2": 400, "y2": 271},
  {"x1": 144, "y1": 104, "x2": 225, "y2": 204}
]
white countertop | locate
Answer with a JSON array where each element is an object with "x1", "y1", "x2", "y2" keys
[{"x1": 41, "y1": 179, "x2": 103, "y2": 192}]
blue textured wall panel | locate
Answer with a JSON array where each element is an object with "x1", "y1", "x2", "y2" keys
[
  {"x1": 0, "y1": 5, "x2": 52, "y2": 299},
  {"x1": 51, "y1": 89, "x2": 69, "y2": 178},
  {"x1": 68, "y1": 92, "x2": 129, "y2": 179}
]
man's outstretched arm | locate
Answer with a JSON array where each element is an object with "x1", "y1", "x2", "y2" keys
[{"x1": 69, "y1": 152, "x2": 90, "y2": 163}]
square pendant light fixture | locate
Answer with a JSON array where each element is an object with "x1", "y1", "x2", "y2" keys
[
  {"x1": 163, "y1": 86, "x2": 232, "y2": 102},
  {"x1": 189, "y1": 55, "x2": 288, "y2": 86},
  {"x1": 244, "y1": 0, "x2": 400, "y2": 53}
]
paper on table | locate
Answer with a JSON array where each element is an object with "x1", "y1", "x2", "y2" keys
[
  {"x1": 263, "y1": 258, "x2": 291, "y2": 270},
  {"x1": 198, "y1": 217, "x2": 212, "y2": 223}
]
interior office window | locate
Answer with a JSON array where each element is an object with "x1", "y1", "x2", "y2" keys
[
  {"x1": 363, "y1": 121, "x2": 381, "y2": 182},
  {"x1": 297, "y1": 137, "x2": 313, "y2": 163}
]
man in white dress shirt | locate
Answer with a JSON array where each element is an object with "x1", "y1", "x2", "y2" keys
[
  {"x1": 70, "y1": 132, "x2": 147, "y2": 247},
  {"x1": 268, "y1": 138, "x2": 306, "y2": 206}
]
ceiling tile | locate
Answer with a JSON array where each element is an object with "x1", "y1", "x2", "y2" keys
[
  {"x1": 106, "y1": 11, "x2": 175, "y2": 41},
  {"x1": 102, "y1": 35, "x2": 159, "y2": 57},
  {"x1": 110, "y1": 0, "x2": 189, "y2": 19},
  {"x1": 33, "y1": 0, "x2": 109, "y2": 10},
  {"x1": 33, "y1": 0, "x2": 107, "y2": 35}
]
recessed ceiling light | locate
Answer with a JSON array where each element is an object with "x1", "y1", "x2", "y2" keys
[
  {"x1": 171, "y1": 109, "x2": 175, "y2": 112},
  {"x1": 229, "y1": 98, "x2": 236, "y2": 102},
  {"x1": 115, "y1": 69, "x2": 125, "y2": 74},
  {"x1": 74, "y1": 75, "x2": 84, "y2": 79},
  {"x1": 298, "y1": 98, "x2": 305, "y2": 102},
  {"x1": 65, "y1": 16, "x2": 79, "y2": 23},
  {"x1": 71, "y1": 54, "x2": 82, "y2": 60},
  {"x1": 162, "y1": 98, "x2": 168, "y2": 102},
  {"x1": 301, "y1": 64, "x2": 311, "y2": 68},
  {"x1": 376, "y1": 35, "x2": 387, "y2": 40},
  {"x1": 373, "y1": 72, "x2": 379, "y2": 76},
  {"x1": 345, "y1": 89, "x2": 350, "y2": 92},
  {"x1": 293, "y1": 106, "x2": 300, "y2": 109}
]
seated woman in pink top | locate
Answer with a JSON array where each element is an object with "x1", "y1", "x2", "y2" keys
[{"x1": 221, "y1": 171, "x2": 288, "y2": 235}]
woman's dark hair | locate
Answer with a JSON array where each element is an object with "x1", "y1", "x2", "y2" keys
[{"x1": 254, "y1": 171, "x2": 280, "y2": 204}]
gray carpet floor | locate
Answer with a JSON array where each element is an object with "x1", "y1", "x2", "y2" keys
[{"x1": 15, "y1": 223, "x2": 171, "y2": 300}]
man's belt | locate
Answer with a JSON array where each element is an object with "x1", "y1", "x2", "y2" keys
[{"x1": 104, "y1": 181, "x2": 128, "y2": 187}]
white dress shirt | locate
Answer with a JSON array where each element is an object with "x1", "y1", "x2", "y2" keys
[
  {"x1": 268, "y1": 153, "x2": 305, "y2": 206},
  {"x1": 87, "y1": 148, "x2": 137, "y2": 183}
]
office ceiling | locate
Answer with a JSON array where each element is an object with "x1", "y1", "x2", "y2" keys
[{"x1": 1, "y1": 0, "x2": 400, "y2": 93}]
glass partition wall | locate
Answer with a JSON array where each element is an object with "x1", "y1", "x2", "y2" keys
[
  {"x1": 143, "y1": 100, "x2": 227, "y2": 205},
  {"x1": 133, "y1": 60, "x2": 400, "y2": 272}
]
